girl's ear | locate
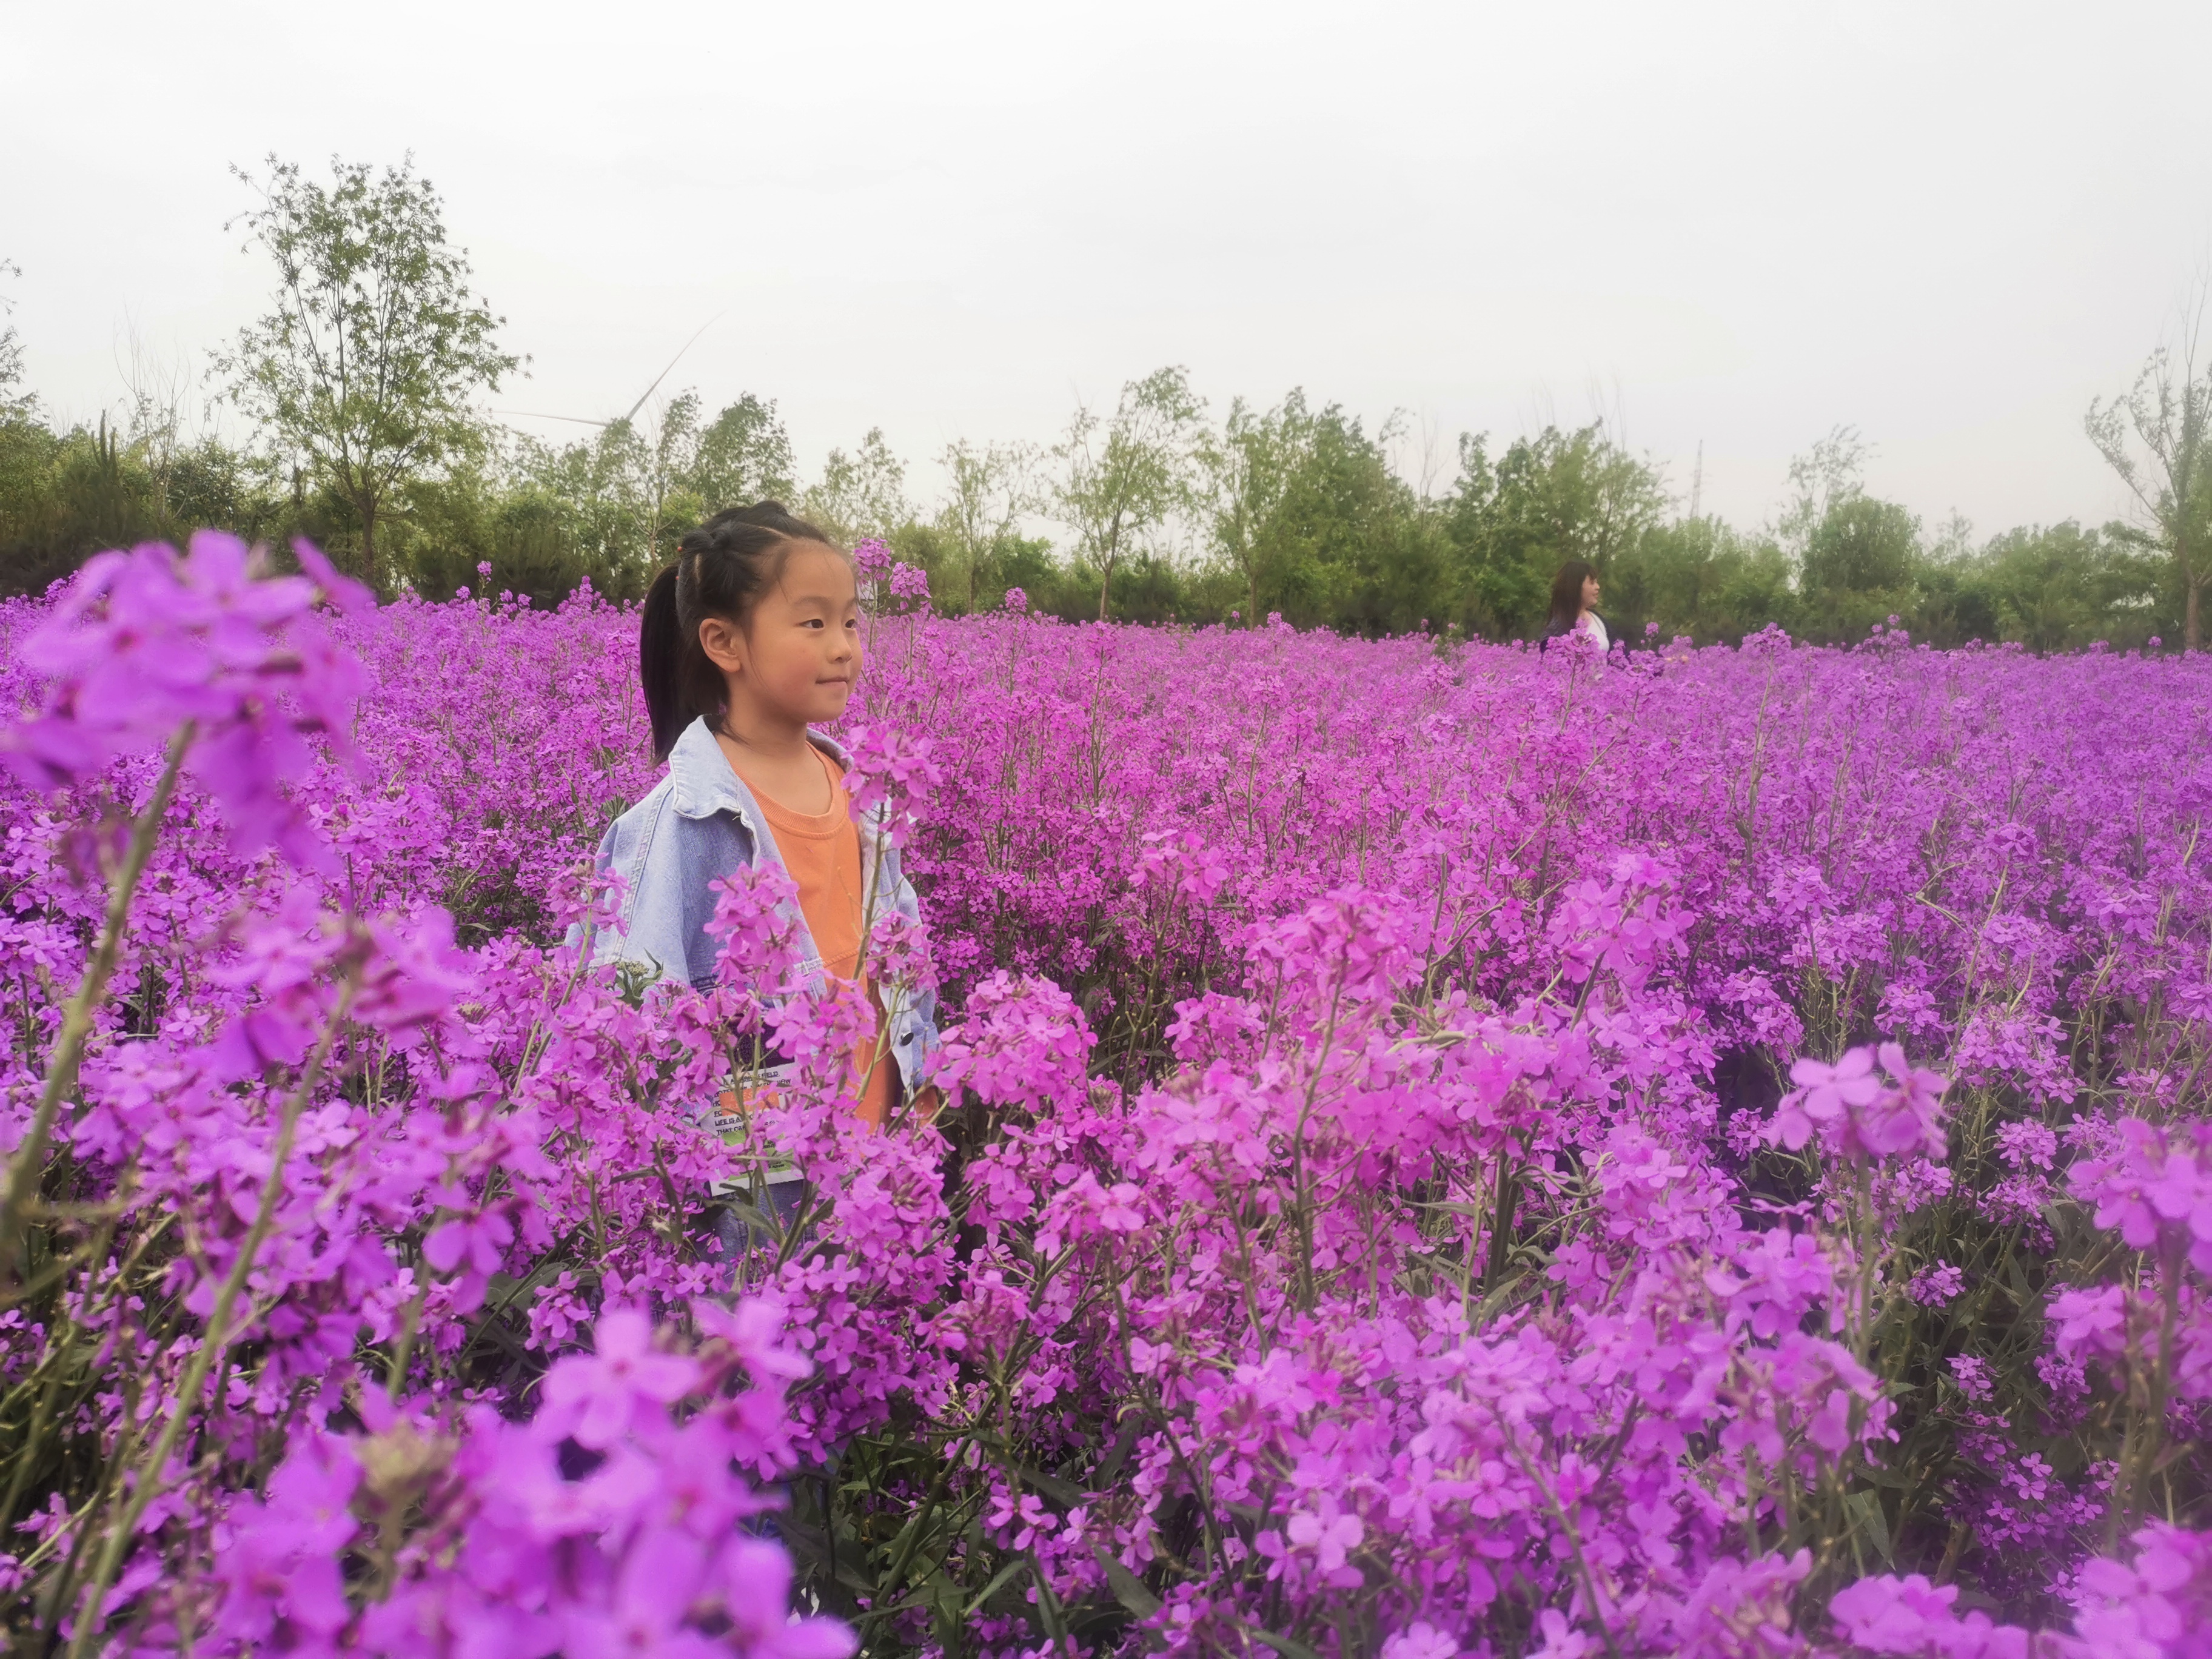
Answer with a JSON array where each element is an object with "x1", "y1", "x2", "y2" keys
[{"x1": 699, "y1": 615, "x2": 747, "y2": 677}]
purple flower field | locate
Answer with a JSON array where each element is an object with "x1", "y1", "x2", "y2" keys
[{"x1": 2, "y1": 535, "x2": 2210, "y2": 1657}]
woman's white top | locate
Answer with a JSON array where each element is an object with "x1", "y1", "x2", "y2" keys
[{"x1": 1580, "y1": 613, "x2": 1610, "y2": 649}]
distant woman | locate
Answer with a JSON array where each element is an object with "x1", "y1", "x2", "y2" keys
[{"x1": 1540, "y1": 560, "x2": 1619, "y2": 657}]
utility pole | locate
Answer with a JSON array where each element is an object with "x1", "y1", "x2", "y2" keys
[{"x1": 1689, "y1": 440, "x2": 1704, "y2": 522}]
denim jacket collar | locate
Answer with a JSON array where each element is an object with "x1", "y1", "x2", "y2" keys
[{"x1": 665, "y1": 717, "x2": 856, "y2": 825}]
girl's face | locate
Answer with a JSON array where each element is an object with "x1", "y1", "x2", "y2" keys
[
  {"x1": 1581, "y1": 574, "x2": 1602, "y2": 610},
  {"x1": 699, "y1": 543, "x2": 863, "y2": 727}
]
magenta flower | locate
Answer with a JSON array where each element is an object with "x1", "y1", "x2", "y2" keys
[
  {"x1": 889, "y1": 561, "x2": 931, "y2": 605},
  {"x1": 704, "y1": 861, "x2": 808, "y2": 999},
  {"x1": 0, "y1": 532, "x2": 364, "y2": 868},
  {"x1": 1766, "y1": 1042, "x2": 1947, "y2": 1162},
  {"x1": 1827, "y1": 1572, "x2": 2034, "y2": 1655},
  {"x1": 691, "y1": 1295, "x2": 813, "y2": 1384},
  {"x1": 841, "y1": 721, "x2": 942, "y2": 850},
  {"x1": 424, "y1": 1207, "x2": 515, "y2": 1312},
  {"x1": 1907, "y1": 1261, "x2": 1966, "y2": 1307},
  {"x1": 714, "y1": 1537, "x2": 857, "y2": 1658},
  {"x1": 2072, "y1": 1119, "x2": 2212, "y2": 1273},
  {"x1": 542, "y1": 1309, "x2": 703, "y2": 1449},
  {"x1": 2046, "y1": 1283, "x2": 2130, "y2": 1365},
  {"x1": 209, "y1": 1435, "x2": 363, "y2": 1651},
  {"x1": 559, "y1": 1532, "x2": 727, "y2": 1659},
  {"x1": 1283, "y1": 1497, "x2": 1365, "y2": 1586}
]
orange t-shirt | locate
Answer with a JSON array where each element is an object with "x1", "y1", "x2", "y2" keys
[{"x1": 740, "y1": 747, "x2": 896, "y2": 1130}]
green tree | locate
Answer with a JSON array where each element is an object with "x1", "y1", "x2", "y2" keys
[
  {"x1": 1797, "y1": 495, "x2": 1920, "y2": 639},
  {"x1": 935, "y1": 438, "x2": 1037, "y2": 611},
  {"x1": 1607, "y1": 517, "x2": 1798, "y2": 644},
  {"x1": 506, "y1": 420, "x2": 659, "y2": 592},
  {"x1": 686, "y1": 392, "x2": 798, "y2": 512},
  {"x1": 1241, "y1": 400, "x2": 1435, "y2": 633},
  {"x1": 0, "y1": 413, "x2": 290, "y2": 598},
  {"x1": 1803, "y1": 496, "x2": 1919, "y2": 595},
  {"x1": 1775, "y1": 426, "x2": 1869, "y2": 563},
  {"x1": 214, "y1": 155, "x2": 521, "y2": 593},
  {"x1": 1905, "y1": 515, "x2": 2000, "y2": 648},
  {"x1": 538, "y1": 398, "x2": 697, "y2": 578},
  {"x1": 1201, "y1": 392, "x2": 1308, "y2": 619},
  {"x1": 0, "y1": 260, "x2": 32, "y2": 423},
  {"x1": 805, "y1": 427, "x2": 908, "y2": 543},
  {"x1": 1054, "y1": 366, "x2": 1205, "y2": 621},
  {"x1": 2087, "y1": 299, "x2": 2212, "y2": 651},
  {"x1": 495, "y1": 389, "x2": 799, "y2": 593},
  {"x1": 1970, "y1": 522, "x2": 2168, "y2": 651}
]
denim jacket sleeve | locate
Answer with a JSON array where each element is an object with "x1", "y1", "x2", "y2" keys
[{"x1": 571, "y1": 779, "x2": 716, "y2": 990}]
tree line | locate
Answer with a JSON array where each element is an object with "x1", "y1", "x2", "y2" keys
[{"x1": 3, "y1": 156, "x2": 2207, "y2": 650}]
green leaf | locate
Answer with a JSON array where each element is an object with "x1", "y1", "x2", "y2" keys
[
  {"x1": 962, "y1": 1557, "x2": 1028, "y2": 1617},
  {"x1": 1091, "y1": 1546, "x2": 1162, "y2": 1618},
  {"x1": 1011, "y1": 1461, "x2": 1088, "y2": 1509},
  {"x1": 1094, "y1": 1421, "x2": 1143, "y2": 1487},
  {"x1": 1418, "y1": 1201, "x2": 1491, "y2": 1221},
  {"x1": 1845, "y1": 1489, "x2": 1894, "y2": 1567},
  {"x1": 776, "y1": 1515, "x2": 879, "y2": 1600},
  {"x1": 1251, "y1": 1629, "x2": 1327, "y2": 1659}
]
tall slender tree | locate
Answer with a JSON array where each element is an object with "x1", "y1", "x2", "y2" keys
[
  {"x1": 805, "y1": 427, "x2": 908, "y2": 544},
  {"x1": 937, "y1": 438, "x2": 1036, "y2": 610},
  {"x1": 686, "y1": 393, "x2": 798, "y2": 511},
  {"x1": 1054, "y1": 366, "x2": 1204, "y2": 621},
  {"x1": 2088, "y1": 289, "x2": 2212, "y2": 651},
  {"x1": 215, "y1": 155, "x2": 520, "y2": 592},
  {"x1": 1202, "y1": 392, "x2": 1309, "y2": 620},
  {"x1": 0, "y1": 260, "x2": 32, "y2": 421}
]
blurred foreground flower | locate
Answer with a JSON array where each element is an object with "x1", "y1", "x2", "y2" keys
[{"x1": 1, "y1": 531, "x2": 366, "y2": 868}]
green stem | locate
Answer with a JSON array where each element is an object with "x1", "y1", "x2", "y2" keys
[
  {"x1": 385, "y1": 1278, "x2": 431, "y2": 1401},
  {"x1": 1485, "y1": 1145, "x2": 1521, "y2": 1293},
  {"x1": 1855, "y1": 1164, "x2": 1875, "y2": 1367},
  {"x1": 2119, "y1": 1247, "x2": 2182, "y2": 1541},
  {"x1": 0, "y1": 726, "x2": 192, "y2": 1277},
  {"x1": 64, "y1": 978, "x2": 355, "y2": 1657}
]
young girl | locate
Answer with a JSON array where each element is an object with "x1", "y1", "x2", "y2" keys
[{"x1": 580, "y1": 501, "x2": 937, "y2": 1154}]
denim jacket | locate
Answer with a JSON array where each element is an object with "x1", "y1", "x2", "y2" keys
[{"x1": 572, "y1": 717, "x2": 939, "y2": 1096}]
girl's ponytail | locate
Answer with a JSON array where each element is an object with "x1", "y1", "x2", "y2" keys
[
  {"x1": 640, "y1": 563, "x2": 691, "y2": 762},
  {"x1": 638, "y1": 500, "x2": 841, "y2": 763}
]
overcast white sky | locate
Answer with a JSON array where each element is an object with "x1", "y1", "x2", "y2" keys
[{"x1": 5, "y1": 0, "x2": 2210, "y2": 541}]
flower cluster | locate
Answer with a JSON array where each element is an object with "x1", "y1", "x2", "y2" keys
[
  {"x1": 2070, "y1": 1118, "x2": 2212, "y2": 1275},
  {"x1": 1766, "y1": 1042, "x2": 1950, "y2": 1163},
  {"x1": 1, "y1": 531, "x2": 365, "y2": 866},
  {"x1": 207, "y1": 1303, "x2": 850, "y2": 1659}
]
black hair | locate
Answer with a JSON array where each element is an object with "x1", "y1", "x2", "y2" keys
[
  {"x1": 640, "y1": 501, "x2": 842, "y2": 762},
  {"x1": 1547, "y1": 560, "x2": 1598, "y2": 631}
]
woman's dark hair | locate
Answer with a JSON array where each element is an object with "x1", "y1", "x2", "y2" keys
[
  {"x1": 640, "y1": 501, "x2": 840, "y2": 761},
  {"x1": 1547, "y1": 560, "x2": 1598, "y2": 631}
]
